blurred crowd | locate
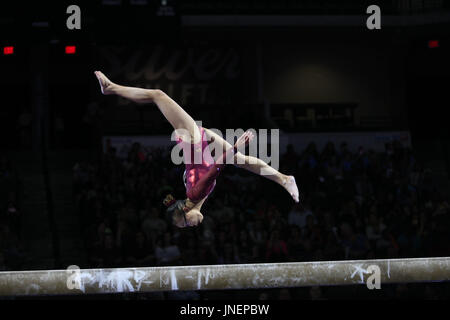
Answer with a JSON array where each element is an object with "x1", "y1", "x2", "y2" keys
[
  {"x1": 0, "y1": 155, "x2": 26, "y2": 271},
  {"x1": 71, "y1": 138, "x2": 450, "y2": 299}
]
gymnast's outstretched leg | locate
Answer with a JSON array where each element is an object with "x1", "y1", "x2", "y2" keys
[{"x1": 94, "y1": 71, "x2": 201, "y2": 143}]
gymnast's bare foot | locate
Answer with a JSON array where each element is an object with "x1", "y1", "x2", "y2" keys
[
  {"x1": 235, "y1": 130, "x2": 254, "y2": 148},
  {"x1": 94, "y1": 71, "x2": 115, "y2": 95},
  {"x1": 283, "y1": 175, "x2": 299, "y2": 203}
]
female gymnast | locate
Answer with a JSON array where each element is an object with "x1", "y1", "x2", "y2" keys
[{"x1": 94, "y1": 71, "x2": 299, "y2": 228}]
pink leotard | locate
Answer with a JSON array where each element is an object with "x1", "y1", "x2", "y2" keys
[{"x1": 176, "y1": 127, "x2": 225, "y2": 202}]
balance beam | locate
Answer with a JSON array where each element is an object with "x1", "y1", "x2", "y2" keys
[{"x1": 0, "y1": 257, "x2": 449, "y2": 296}]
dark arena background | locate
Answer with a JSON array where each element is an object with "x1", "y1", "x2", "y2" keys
[{"x1": 1, "y1": 0, "x2": 450, "y2": 311}]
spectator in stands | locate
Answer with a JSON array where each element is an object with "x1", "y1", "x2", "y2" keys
[
  {"x1": 141, "y1": 207, "x2": 167, "y2": 240},
  {"x1": 102, "y1": 232, "x2": 122, "y2": 266},
  {"x1": 266, "y1": 230, "x2": 288, "y2": 262},
  {"x1": 248, "y1": 220, "x2": 268, "y2": 249},
  {"x1": 0, "y1": 252, "x2": 6, "y2": 271},
  {"x1": 218, "y1": 242, "x2": 240, "y2": 264},
  {"x1": 155, "y1": 232, "x2": 181, "y2": 266},
  {"x1": 124, "y1": 231, "x2": 155, "y2": 267},
  {"x1": 236, "y1": 230, "x2": 253, "y2": 262},
  {"x1": 17, "y1": 108, "x2": 32, "y2": 148},
  {"x1": 281, "y1": 144, "x2": 299, "y2": 175},
  {"x1": 288, "y1": 202, "x2": 312, "y2": 229},
  {"x1": 0, "y1": 225, "x2": 27, "y2": 270},
  {"x1": 365, "y1": 212, "x2": 385, "y2": 242},
  {"x1": 4, "y1": 201, "x2": 21, "y2": 237},
  {"x1": 180, "y1": 237, "x2": 198, "y2": 265},
  {"x1": 196, "y1": 243, "x2": 218, "y2": 265},
  {"x1": 287, "y1": 225, "x2": 305, "y2": 261}
]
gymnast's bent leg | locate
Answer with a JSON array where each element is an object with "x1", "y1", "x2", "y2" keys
[{"x1": 204, "y1": 128, "x2": 299, "y2": 202}]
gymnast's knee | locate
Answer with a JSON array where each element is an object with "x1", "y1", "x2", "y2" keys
[
  {"x1": 234, "y1": 153, "x2": 251, "y2": 167},
  {"x1": 149, "y1": 88, "x2": 166, "y2": 102}
]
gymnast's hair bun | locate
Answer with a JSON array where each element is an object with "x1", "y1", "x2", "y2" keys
[{"x1": 163, "y1": 194, "x2": 176, "y2": 207}]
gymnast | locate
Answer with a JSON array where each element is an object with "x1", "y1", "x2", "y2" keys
[{"x1": 94, "y1": 71, "x2": 299, "y2": 228}]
